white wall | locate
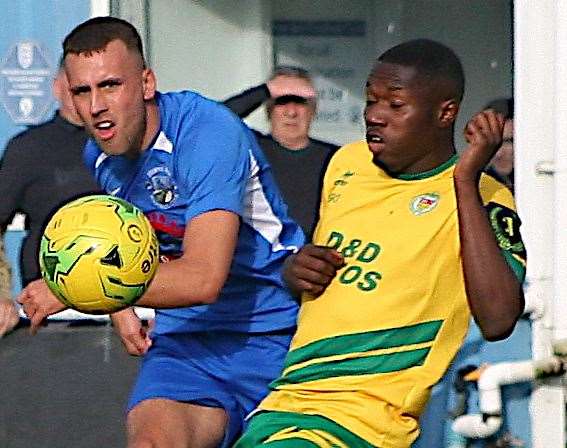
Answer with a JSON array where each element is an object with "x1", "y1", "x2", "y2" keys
[
  {"x1": 148, "y1": 0, "x2": 273, "y2": 132},
  {"x1": 146, "y1": 0, "x2": 512, "y2": 147},
  {"x1": 394, "y1": 0, "x2": 513, "y2": 149}
]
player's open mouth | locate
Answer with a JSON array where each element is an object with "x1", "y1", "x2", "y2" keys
[
  {"x1": 367, "y1": 134, "x2": 384, "y2": 144},
  {"x1": 95, "y1": 120, "x2": 116, "y2": 141},
  {"x1": 366, "y1": 132, "x2": 385, "y2": 153}
]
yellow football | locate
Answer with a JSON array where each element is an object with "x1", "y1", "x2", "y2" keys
[{"x1": 39, "y1": 195, "x2": 159, "y2": 314}]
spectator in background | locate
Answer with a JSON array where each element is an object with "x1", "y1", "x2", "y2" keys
[
  {"x1": 0, "y1": 239, "x2": 18, "y2": 337},
  {"x1": 485, "y1": 97, "x2": 514, "y2": 191},
  {"x1": 224, "y1": 67, "x2": 338, "y2": 238},
  {"x1": 0, "y1": 59, "x2": 100, "y2": 287}
]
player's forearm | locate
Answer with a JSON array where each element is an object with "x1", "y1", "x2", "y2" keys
[
  {"x1": 0, "y1": 235, "x2": 12, "y2": 299},
  {"x1": 455, "y1": 179, "x2": 524, "y2": 341},
  {"x1": 136, "y1": 257, "x2": 224, "y2": 308}
]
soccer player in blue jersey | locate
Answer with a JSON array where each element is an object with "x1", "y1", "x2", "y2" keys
[{"x1": 18, "y1": 17, "x2": 304, "y2": 448}]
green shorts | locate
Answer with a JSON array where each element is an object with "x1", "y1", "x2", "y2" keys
[{"x1": 234, "y1": 410, "x2": 377, "y2": 448}]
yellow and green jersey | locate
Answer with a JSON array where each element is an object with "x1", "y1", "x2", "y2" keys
[{"x1": 255, "y1": 140, "x2": 526, "y2": 448}]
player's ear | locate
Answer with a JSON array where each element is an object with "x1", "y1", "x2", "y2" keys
[
  {"x1": 52, "y1": 71, "x2": 64, "y2": 102},
  {"x1": 142, "y1": 68, "x2": 156, "y2": 101},
  {"x1": 438, "y1": 99, "x2": 459, "y2": 128}
]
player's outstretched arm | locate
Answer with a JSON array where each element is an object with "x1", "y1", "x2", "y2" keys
[
  {"x1": 0, "y1": 299, "x2": 19, "y2": 338},
  {"x1": 111, "y1": 308, "x2": 153, "y2": 356},
  {"x1": 135, "y1": 209, "x2": 240, "y2": 308},
  {"x1": 17, "y1": 279, "x2": 67, "y2": 334},
  {"x1": 454, "y1": 110, "x2": 524, "y2": 341},
  {"x1": 0, "y1": 239, "x2": 19, "y2": 337},
  {"x1": 283, "y1": 244, "x2": 344, "y2": 297}
]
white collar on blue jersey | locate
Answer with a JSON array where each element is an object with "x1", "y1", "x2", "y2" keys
[{"x1": 153, "y1": 131, "x2": 173, "y2": 153}]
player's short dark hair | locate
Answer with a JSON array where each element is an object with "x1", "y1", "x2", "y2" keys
[
  {"x1": 484, "y1": 97, "x2": 514, "y2": 118},
  {"x1": 378, "y1": 39, "x2": 465, "y2": 101},
  {"x1": 63, "y1": 16, "x2": 146, "y2": 67}
]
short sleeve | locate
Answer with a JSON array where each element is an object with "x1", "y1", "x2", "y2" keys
[
  {"x1": 480, "y1": 175, "x2": 526, "y2": 283},
  {"x1": 176, "y1": 106, "x2": 251, "y2": 223}
]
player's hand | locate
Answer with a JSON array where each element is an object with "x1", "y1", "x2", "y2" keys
[
  {"x1": 111, "y1": 308, "x2": 153, "y2": 356},
  {"x1": 455, "y1": 109, "x2": 506, "y2": 182},
  {"x1": 283, "y1": 244, "x2": 345, "y2": 297},
  {"x1": 267, "y1": 75, "x2": 317, "y2": 100},
  {"x1": 0, "y1": 298, "x2": 19, "y2": 338},
  {"x1": 17, "y1": 279, "x2": 67, "y2": 334}
]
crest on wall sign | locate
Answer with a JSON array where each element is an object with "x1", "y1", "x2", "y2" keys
[
  {"x1": 0, "y1": 41, "x2": 52, "y2": 124},
  {"x1": 19, "y1": 97, "x2": 33, "y2": 118},
  {"x1": 17, "y1": 42, "x2": 34, "y2": 69}
]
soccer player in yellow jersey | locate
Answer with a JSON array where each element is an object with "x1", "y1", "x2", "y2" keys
[{"x1": 234, "y1": 39, "x2": 526, "y2": 448}]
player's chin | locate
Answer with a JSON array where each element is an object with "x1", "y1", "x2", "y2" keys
[
  {"x1": 98, "y1": 140, "x2": 124, "y2": 156},
  {"x1": 372, "y1": 154, "x2": 397, "y2": 174}
]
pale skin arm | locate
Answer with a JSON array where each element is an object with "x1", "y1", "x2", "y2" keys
[
  {"x1": 0, "y1": 299, "x2": 19, "y2": 338},
  {"x1": 19, "y1": 210, "x2": 240, "y2": 347},
  {"x1": 0, "y1": 235, "x2": 19, "y2": 337},
  {"x1": 112, "y1": 209, "x2": 239, "y2": 355},
  {"x1": 454, "y1": 110, "x2": 524, "y2": 341},
  {"x1": 136, "y1": 209, "x2": 239, "y2": 307}
]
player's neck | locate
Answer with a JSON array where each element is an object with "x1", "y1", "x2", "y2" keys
[{"x1": 140, "y1": 100, "x2": 160, "y2": 153}]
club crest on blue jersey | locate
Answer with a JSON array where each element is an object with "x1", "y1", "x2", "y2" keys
[
  {"x1": 145, "y1": 166, "x2": 178, "y2": 208},
  {"x1": 410, "y1": 193, "x2": 440, "y2": 216}
]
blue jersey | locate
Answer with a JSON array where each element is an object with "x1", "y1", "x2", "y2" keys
[{"x1": 84, "y1": 91, "x2": 304, "y2": 334}]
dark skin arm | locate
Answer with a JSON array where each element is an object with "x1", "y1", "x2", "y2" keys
[
  {"x1": 283, "y1": 244, "x2": 344, "y2": 297},
  {"x1": 454, "y1": 110, "x2": 524, "y2": 341}
]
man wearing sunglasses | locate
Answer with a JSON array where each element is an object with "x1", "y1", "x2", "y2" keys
[{"x1": 224, "y1": 67, "x2": 338, "y2": 239}]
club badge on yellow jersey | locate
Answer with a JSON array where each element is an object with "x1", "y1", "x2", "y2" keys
[{"x1": 409, "y1": 192, "x2": 440, "y2": 215}]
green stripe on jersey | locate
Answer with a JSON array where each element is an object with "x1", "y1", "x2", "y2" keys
[
  {"x1": 502, "y1": 249, "x2": 526, "y2": 283},
  {"x1": 264, "y1": 439, "x2": 320, "y2": 448},
  {"x1": 272, "y1": 347, "x2": 430, "y2": 388},
  {"x1": 283, "y1": 320, "x2": 442, "y2": 370}
]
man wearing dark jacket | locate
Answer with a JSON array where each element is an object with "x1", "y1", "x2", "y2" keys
[
  {"x1": 224, "y1": 67, "x2": 338, "y2": 238},
  {"x1": 0, "y1": 62, "x2": 100, "y2": 287}
]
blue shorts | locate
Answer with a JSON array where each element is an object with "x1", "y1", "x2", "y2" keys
[{"x1": 127, "y1": 330, "x2": 294, "y2": 447}]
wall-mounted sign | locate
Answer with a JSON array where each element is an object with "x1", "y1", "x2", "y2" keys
[
  {"x1": 273, "y1": 20, "x2": 371, "y2": 144},
  {"x1": 0, "y1": 41, "x2": 53, "y2": 125}
]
